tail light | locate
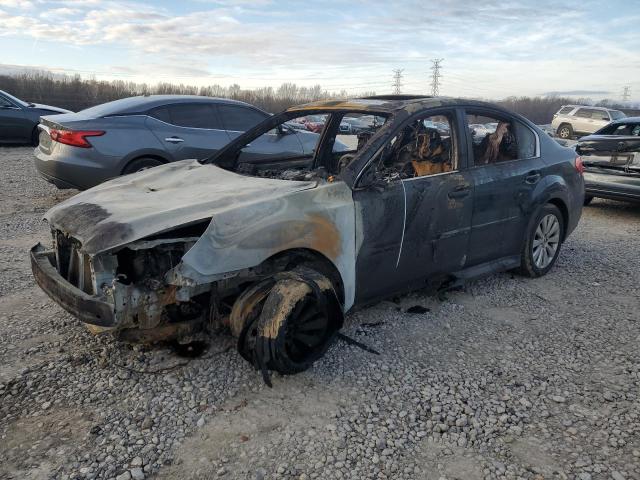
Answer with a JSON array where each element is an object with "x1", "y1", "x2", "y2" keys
[
  {"x1": 575, "y1": 155, "x2": 585, "y2": 174},
  {"x1": 50, "y1": 129, "x2": 105, "y2": 148}
]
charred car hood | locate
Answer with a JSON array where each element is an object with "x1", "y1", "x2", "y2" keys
[{"x1": 45, "y1": 160, "x2": 316, "y2": 255}]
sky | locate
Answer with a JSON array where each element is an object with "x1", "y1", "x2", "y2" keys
[{"x1": 0, "y1": 0, "x2": 639, "y2": 102}]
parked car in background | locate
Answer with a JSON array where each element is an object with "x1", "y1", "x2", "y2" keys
[
  {"x1": 301, "y1": 114, "x2": 327, "y2": 133},
  {"x1": 34, "y1": 95, "x2": 343, "y2": 190},
  {"x1": 576, "y1": 117, "x2": 640, "y2": 204},
  {"x1": 0, "y1": 90, "x2": 70, "y2": 146},
  {"x1": 551, "y1": 105, "x2": 626, "y2": 139},
  {"x1": 342, "y1": 116, "x2": 371, "y2": 134},
  {"x1": 31, "y1": 95, "x2": 584, "y2": 380}
]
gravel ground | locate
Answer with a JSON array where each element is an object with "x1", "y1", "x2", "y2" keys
[{"x1": 1, "y1": 146, "x2": 639, "y2": 480}]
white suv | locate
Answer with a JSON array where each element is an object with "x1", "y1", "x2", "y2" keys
[{"x1": 551, "y1": 105, "x2": 626, "y2": 139}]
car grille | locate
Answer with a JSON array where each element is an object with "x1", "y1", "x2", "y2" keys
[{"x1": 54, "y1": 231, "x2": 94, "y2": 294}]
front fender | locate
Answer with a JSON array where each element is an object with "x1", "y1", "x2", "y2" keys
[{"x1": 171, "y1": 181, "x2": 357, "y2": 310}]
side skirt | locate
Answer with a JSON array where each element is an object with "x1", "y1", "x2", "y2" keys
[{"x1": 452, "y1": 255, "x2": 521, "y2": 280}]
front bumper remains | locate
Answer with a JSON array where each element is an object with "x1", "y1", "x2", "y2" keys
[{"x1": 30, "y1": 243, "x2": 115, "y2": 327}]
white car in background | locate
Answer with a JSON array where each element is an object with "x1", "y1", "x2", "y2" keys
[{"x1": 551, "y1": 105, "x2": 626, "y2": 139}]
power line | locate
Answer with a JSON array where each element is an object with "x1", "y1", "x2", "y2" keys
[
  {"x1": 430, "y1": 58, "x2": 443, "y2": 96},
  {"x1": 622, "y1": 85, "x2": 631, "y2": 102},
  {"x1": 392, "y1": 68, "x2": 404, "y2": 94}
]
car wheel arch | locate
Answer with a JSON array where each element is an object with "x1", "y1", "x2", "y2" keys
[
  {"x1": 120, "y1": 153, "x2": 169, "y2": 175},
  {"x1": 547, "y1": 197, "x2": 569, "y2": 240},
  {"x1": 257, "y1": 248, "x2": 346, "y2": 309}
]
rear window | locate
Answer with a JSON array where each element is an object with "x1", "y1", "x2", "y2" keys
[
  {"x1": 597, "y1": 123, "x2": 640, "y2": 136},
  {"x1": 167, "y1": 104, "x2": 222, "y2": 129},
  {"x1": 558, "y1": 106, "x2": 574, "y2": 115},
  {"x1": 148, "y1": 106, "x2": 171, "y2": 123},
  {"x1": 218, "y1": 105, "x2": 267, "y2": 131}
]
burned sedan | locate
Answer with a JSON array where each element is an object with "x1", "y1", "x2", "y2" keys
[{"x1": 31, "y1": 96, "x2": 584, "y2": 380}]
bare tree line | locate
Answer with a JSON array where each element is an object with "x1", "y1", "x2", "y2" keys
[{"x1": 0, "y1": 71, "x2": 634, "y2": 124}]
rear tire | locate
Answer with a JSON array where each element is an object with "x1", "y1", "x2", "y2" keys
[
  {"x1": 122, "y1": 157, "x2": 163, "y2": 175},
  {"x1": 517, "y1": 204, "x2": 565, "y2": 278},
  {"x1": 583, "y1": 195, "x2": 594, "y2": 206},
  {"x1": 556, "y1": 124, "x2": 573, "y2": 139}
]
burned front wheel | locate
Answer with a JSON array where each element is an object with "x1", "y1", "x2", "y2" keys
[{"x1": 230, "y1": 269, "x2": 342, "y2": 380}]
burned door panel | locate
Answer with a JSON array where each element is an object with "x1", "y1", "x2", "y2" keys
[
  {"x1": 397, "y1": 171, "x2": 473, "y2": 280},
  {"x1": 353, "y1": 182, "x2": 406, "y2": 304}
]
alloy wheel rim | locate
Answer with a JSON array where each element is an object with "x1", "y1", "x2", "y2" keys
[{"x1": 532, "y1": 214, "x2": 560, "y2": 269}]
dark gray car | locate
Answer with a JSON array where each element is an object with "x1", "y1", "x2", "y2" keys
[
  {"x1": 34, "y1": 95, "x2": 339, "y2": 190},
  {"x1": 577, "y1": 116, "x2": 640, "y2": 204},
  {"x1": 0, "y1": 90, "x2": 70, "y2": 145},
  {"x1": 31, "y1": 95, "x2": 584, "y2": 380}
]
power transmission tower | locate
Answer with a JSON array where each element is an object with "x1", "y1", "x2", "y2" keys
[
  {"x1": 392, "y1": 69, "x2": 404, "y2": 94},
  {"x1": 430, "y1": 58, "x2": 444, "y2": 96},
  {"x1": 622, "y1": 85, "x2": 631, "y2": 102}
]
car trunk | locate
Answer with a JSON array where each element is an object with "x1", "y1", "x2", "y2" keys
[
  {"x1": 577, "y1": 135, "x2": 640, "y2": 173},
  {"x1": 38, "y1": 115, "x2": 106, "y2": 154}
]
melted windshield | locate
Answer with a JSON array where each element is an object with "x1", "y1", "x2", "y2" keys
[{"x1": 212, "y1": 110, "x2": 389, "y2": 181}]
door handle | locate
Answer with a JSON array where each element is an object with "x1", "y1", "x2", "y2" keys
[
  {"x1": 165, "y1": 136, "x2": 184, "y2": 143},
  {"x1": 525, "y1": 171, "x2": 541, "y2": 184},
  {"x1": 448, "y1": 185, "x2": 470, "y2": 199}
]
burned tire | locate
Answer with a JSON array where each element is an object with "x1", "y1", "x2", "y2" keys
[
  {"x1": 518, "y1": 203, "x2": 564, "y2": 278},
  {"x1": 232, "y1": 269, "x2": 342, "y2": 378},
  {"x1": 556, "y1": 123, "x2": 573, "y2": 140},
  {"x1": 122, "y1": 157, "x2": 163, "y2": 175}
]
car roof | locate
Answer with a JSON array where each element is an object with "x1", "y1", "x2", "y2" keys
[
  {"x1": 77, "y1": 95, "x2": 260, "y2": 117},
  {"x1": 610, "y1": 116, "x2": 640, "y2": 124},
  {"x1": 561, "y1": 104, "x2": 622, "y2": 112},
  {"x1": 286, "y1": 95, "x2": 511, "y2": 115}
]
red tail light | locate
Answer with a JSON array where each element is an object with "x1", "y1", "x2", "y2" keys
[
  {"x1": 50, "y1": 129, "x2": 105, "y2": 148},
  {"x1": 575, "y1": 155, "x2": 585, "y2": 174}
]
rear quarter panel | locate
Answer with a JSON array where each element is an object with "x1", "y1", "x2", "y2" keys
[
  {"x1": 537, "y1": 134, "x2": 584, "y2": 237},
  {"x1": 81, "y1": 116, "x2": 169, "y2": 172}
]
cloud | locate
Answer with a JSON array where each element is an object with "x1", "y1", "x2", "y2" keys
[
  {"x1": 542, "y1": 90, "x2": 611, "y2": 96},
  {"x1": 0, "y1": 0, "x2": 637, "y2": 99}
]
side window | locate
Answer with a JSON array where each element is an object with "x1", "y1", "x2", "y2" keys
[
  {"x1": 575, "y1": 108, "x2": 592, "y2": 118},
  {"x1": 148, "y1": 106, "x2": 171, "y2": 123},
  {"x1": 558, "y1": 106, "x2": 574, "y2": 115},
  {"x1": 166, "y1": 104, "x2": 222, "y2": 129},
  {"x1": 466, "y1": 112, "x2": 532, "y2": 164},
  {"x1": 593, "y1": 110, "x2": 610, "y2": 121},
  {"x1": 367, "y1": 112, "x2": 457, "y2": 180},
  {"x1": 218, "y1": 105, "x2": 267, "y2": 131},
  {"x1": 0, "y1": 96, "x2": 15, "y2": 107},
  {"x1": 632, "y1": 125, "x2": 640, "y2": 136}
]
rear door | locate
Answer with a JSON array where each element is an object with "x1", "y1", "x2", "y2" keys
[
  {"x1": 146, "y1": 103, "x2": 231, "y2": 161},
  {"x1": 589, "y1": 109, "x2": 611, "y2": 133},
  {"x1": 464, "y1": 108, "x2": 543, "y2": 265},
  {"x1": 572, "y1": 108, "x2": 593, "y2": 134}
]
